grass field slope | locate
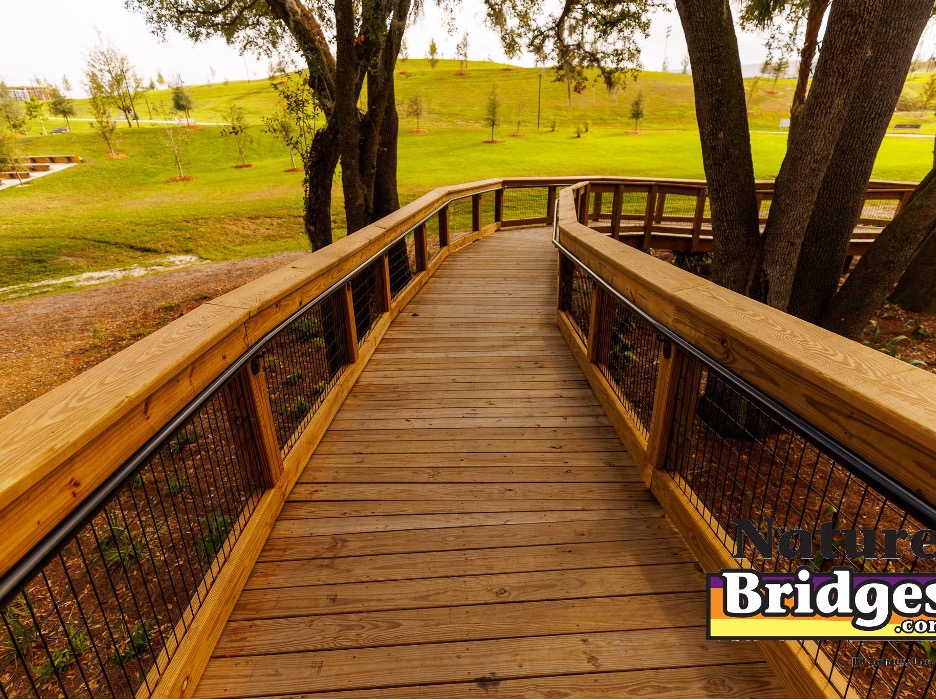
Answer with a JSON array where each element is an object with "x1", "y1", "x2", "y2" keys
[{"x1": 1, "y1": 60, "x2": 932, "y2": 296}]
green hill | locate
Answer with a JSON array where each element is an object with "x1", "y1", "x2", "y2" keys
[{"x1": 1, "y1": 60, "x2": 932, "y2": 296}]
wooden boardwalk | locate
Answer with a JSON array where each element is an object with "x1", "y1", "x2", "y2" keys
[{"x1": 195, "y1": 228, "x2": 785, "y2": 698}]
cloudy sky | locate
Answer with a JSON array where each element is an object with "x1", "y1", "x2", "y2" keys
[{"x1": 2, "y1": 1, "x2": 934, "y2": 94}]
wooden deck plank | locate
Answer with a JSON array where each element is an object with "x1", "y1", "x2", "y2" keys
[
  {"x1": 212, "y1": 593, "x2": 707, "y2": 656},
  {"x1": 257, "y1": 518, "x2": 675, "y2": 562},
  {"x1": 287, "y1": 664, "x2": 786, "y2": 698},
  {"x1": 195, "y1": 227, "x2": 780, "y2": 698},
  {"x1": 269, "y1": 509, "x2": 665, "y2": 537},
  {"x1": 196, "y1": 628, "x2": 766, "y2": 697},
  {"x1": 227, "y1": 563, "x2": 705, "y2": 621},
  {"x1": 295, "y1": 466, "x2": 638, "y2": 483}
]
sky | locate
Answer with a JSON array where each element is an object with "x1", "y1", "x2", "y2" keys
[{"x1": 2, "y1": 1, "x2": 935, "y2": 95}]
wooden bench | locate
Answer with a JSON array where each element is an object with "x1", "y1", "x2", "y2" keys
[
  {"x1": 0, "y1": 171, "x2": 31, "y2": 180},
  {"x1": 894, "y1": 123, "x2": 922, "y2": 132},
  {"x1": 26, "y1": 155, "x2": 81, "y2": 164}
]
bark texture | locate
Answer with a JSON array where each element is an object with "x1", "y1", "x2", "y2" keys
[
  {"x1": 787, "y1": 0, "x2": 828, "y2": 141},
  {"x1": 758, "y1": 0, "x2": 885, "y2": 310},
  {"x1": 891, "y1": 231, "x2": 936, "y2": 313},
  {"x1": 675, "y1": 0, "x2": 761, "y2": 295},
  {"x1": 788, "y1": 0, "x2": 933, "y2": 322},
  {"x1": 820, "y1": 171, "x2": 936, "y2": 338}
]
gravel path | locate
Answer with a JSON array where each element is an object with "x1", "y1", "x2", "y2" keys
[{"x1": 0, "y1": 252, "x2": 306, "y2": 418}]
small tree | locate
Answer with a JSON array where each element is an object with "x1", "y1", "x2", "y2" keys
[
  {"x1": 25, "y1": 96, "x2": 47, "y2": 135},
  {"x1": 408, "y1": 94, "x2": 424, "y2": 129},
  {"x1": 171, "y1": 81, "x2": 194, "y2": 122},
  {"x1": 158, "y1": 109, "x2": 190, "y2": 178},
  {"x1": 89, "y1": 89, "x2": 119, "y2": 155},
  {"x1": 457, "y1": 33, "x2": 469, "y2": 71},
  {"x1": 85, "y1": 35, "x2": 143, "y2": 128},
  {"x1": 61, "y1": 75, "x2": 72, "y2": 93},
  {"x1": 681, "y1": 54, "x2": 690, "y2": 74},
  {"x1": 771, "y1": 56, "x2": 790, "y2": 89},
  {"x1": 0, "y1": 130, "x2": 24, "y2": 185},
  {"x1": 484, "y1": 85, "x2": 500, "y2": 141},
  {"x1": 427, "y1": 38, "x2": 439, "y2": 69},
  {"x1": 220, "y1": 104, "x2": 253, "y2": 166},
  {"x1": 49, "y1": 87, "x2": 76, "y2": 130},
  {"x1": 629, "y1": 91, "x2": 645, "y2": 131},
  {"x1": 156, "y1": 71, "x2": 166, "y2": 87},
  {"x1": 515, "y1": 103, "x2": 522, "y2": 134},
  {"x1": 0, "y1": 82, "x2": 27, "y2": 134},
  {"x1": 261, "y1": 70, "x2": 318, "y2": 171},
  {"x1": 921, "y1": 73, "x2": 936, "y2": 116}
]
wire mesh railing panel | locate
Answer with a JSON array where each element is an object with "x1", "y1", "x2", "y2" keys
[
  {"x1": 658, "y1": 193, "x2": 699, "y2": 228},
  {"x1": 428, "y1": 213, "x2": 443, "y2": 262},
  {"x1": 860, "y1": 198, "x2": 901, "y2": 225},
  {"x1": 350, "y1": 260, "x2": 386, "y2": 346},
  {"x1": 559, "y1": 255, "x2": 595, "y2": 343},
  {"x1": 481, "y1": 192, "x2": 496, "y2": 229},
  {"x1": 757, "y1": 196, "x2": 773, "y2": 224},
  {"x1": 387, "y1": 233, "x2": 417, "y2": 301},
  {"x1": 447, "y1": 197, "x2": 474, "y2": 243},
  {"x1": 259, "y1": 289, "x2": 350, "y2": 452},
  {"x1": 592, "y1": 294, "x2": 662, "y2": 435},
  {"x1": 0, "y1": 381, "x2": 265, "y2": 698},
  {"x1": 502, "y1": 187, "x2": 549, "y2": 222},
  {"x1": 664, "y1": 356, "x2": 936, "y2": 699}
]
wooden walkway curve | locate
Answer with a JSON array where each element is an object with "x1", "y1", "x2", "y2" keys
[{"x1": 194, "y1": 228, "x2": 785, "y2": 698}]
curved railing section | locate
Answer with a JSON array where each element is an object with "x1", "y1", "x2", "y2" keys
[
  {"x1": 555, "y1": 180, "x2": 936, "y2": 699},
  {"x1": 574, "y1": 178, "x2": 915, "y2": 257},
  {"x1": 0, "y1": 175, "x2": 922, "y2": 699}
]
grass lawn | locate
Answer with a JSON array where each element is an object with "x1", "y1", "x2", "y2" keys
[{"x1": 2, "y1": 63, "x2": 933, "y2": 295}]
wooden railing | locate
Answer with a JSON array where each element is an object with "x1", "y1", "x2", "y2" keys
[
  {"x1": 0, "y1": 174, "x2": 925, "y2": 699},
  {"x1": 573, "y1": 178, "x2": 915, "y2": 257},
  {"x1": 554, "y1": 180, "x2": 936, "y2": 699}
]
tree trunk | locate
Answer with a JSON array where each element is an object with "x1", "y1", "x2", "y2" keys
[
  {"x1": 819, "y1": 170, "x2": 936, "y2": 338},
  {"x1": 788, "y1": 0, "x2": 932, "y2": 322},
  {"x1": 304, "y1": 121, "x2": 341, "y2": 251},
  {"x1": 373, "y1": 79, "x2": 400, "y2": 220},
  {"x1": 757, "y1": 0, "x2": 885, "y2": 311},
  {"x1": 787, "y1": 0, "x2": 828, "y2": 141},
  {"x1": 892, "y1": 231, "x2": 936, "y2": 313},
  {"x1": 674, "y1": 0, "x2": 761, "y2": 295}
]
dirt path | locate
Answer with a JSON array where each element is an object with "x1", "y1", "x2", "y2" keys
[{"x1": 0, "y1": 252, "x2": 305, "y2": 418}]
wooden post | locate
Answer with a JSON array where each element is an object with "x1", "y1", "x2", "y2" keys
[
  {"x1": 592, "y1": 191, "x2": 603, "y2": 222},
  {"x1": 494, "y1": 188, "x2": 504, "y2": 225},
  {"x1": 896, "y1": 189, "x2": 913, "y2": 216},
  {"x1": 546, "y1": 186, "x2": 557, "y2": 223},
  {"x1": 610, "y1": 185, "x2": 623, "y2": 240},
  {"x1": 643, "y1": 345, "x2": 687, "y2": 487},
  {"x1": 586, "y1": 286, "x2": 605, "y2": 364},
  {"x1": 379, "y1": 254, "x2": 392, "y2": 312},
  {"x1": 340, "y1": 283, "x2": 360, "y2": 364},
  {"x1": 471, "y1": 193, "x2": 482, "y2": 232},
  {"x1": 439, "y1": 206, "x2": 450, "y2": 247},
  {"x1": 690, "y1": 189, "x2": 707, "y2": 253},
  {"x1": 578, "y1": 184, "x2": 591, "y2": 225},
  {"x1": 415, "y1": 222, "x2": 428, "y2": 272},
  {"x1": 642, "y1": 184, "x2": 658, "y2": 249},
  {"x1": 223, "y1": 368, "x2": 283, "y2": 488},
  {"x1": 654, "y1": 191, "x2": 667, "y2": 224}
]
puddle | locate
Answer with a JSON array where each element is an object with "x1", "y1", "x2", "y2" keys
[{"x1": 0, "y1": 255, "x2": 207, "y2": 302}]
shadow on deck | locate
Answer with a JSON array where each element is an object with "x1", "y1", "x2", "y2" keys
[{"x1": 195, "y1": 229, "x2": 785, "y2": 698}]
